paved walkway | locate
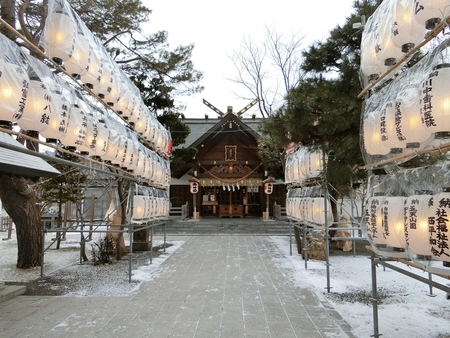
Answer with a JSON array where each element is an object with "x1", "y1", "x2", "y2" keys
[{"x1": 0, "y1": 236, "x2": 354, "y2": 337}]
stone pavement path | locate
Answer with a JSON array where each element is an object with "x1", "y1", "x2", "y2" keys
[{"x1": 0, "y1": 236, "x2": 354, "y2": 337}]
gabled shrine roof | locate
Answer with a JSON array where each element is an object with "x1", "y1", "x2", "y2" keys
[{"x1": 179, "y1": 113, "x2": 263, "y2": 149}]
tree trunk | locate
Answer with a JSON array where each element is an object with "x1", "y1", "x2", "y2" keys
[
  {"x1": 0, "y1": 0, "x2": 16, "y2": 40},
  {"x1": 0, "y1": 174, "x2": 42, "y2": 268},
  {"x1": 105, "y1": 180, "x2": 127, "y2": 260}
]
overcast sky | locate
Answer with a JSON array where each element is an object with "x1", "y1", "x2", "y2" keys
[{"x1": 144, "y1": 1, "x2": 356, "y2": 118}]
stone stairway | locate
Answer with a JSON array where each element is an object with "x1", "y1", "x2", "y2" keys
[
  {"x1": 154, "y1": 217, "x2": 292, "y2": 235},
  {"x1": 0, "y1": 281, "x2": 26, "y2": 303}
]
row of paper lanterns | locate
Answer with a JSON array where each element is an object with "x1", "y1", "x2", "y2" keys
[
  {"x1": 285, "y1": 187, "x2": 333, "y2": 226},
  {"x1": 364, "y1": 192, "x2": 450, "y2": 273},
  {"x1": 0, "y1": 34, "x2": 170, "y2": 187},
  {"x1": 38, "y1": 0, "x2": 168, "y2": 145},
  {"x1": 361, "y1": 0, "x2": 450, "y2": 81},
  {"x1": 284, "y1": 147, "x2": 326, "y2": 185},
  {"x1": 361, "y1": 36, "x2": 450, "y2": 165},
  {"x1": 131, "y1": 188, "x2": 170, "y2": 223}
]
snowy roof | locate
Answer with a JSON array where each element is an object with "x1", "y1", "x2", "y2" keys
[
  {"x1": 179, "y1": 115, "x2": 263, "y2": 148},
  {"x1": 0, "y1": 132, "x2": 60, "y2": 178}
]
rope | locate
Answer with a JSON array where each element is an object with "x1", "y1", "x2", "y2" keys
[{"x1": 198, "y1": 163, "x2": 263, "y2": 185}]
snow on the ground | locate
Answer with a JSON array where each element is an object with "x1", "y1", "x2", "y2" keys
[
  {"x1": 0, "y1": 231, "x2": 184, "y2": 296},
  {"x1": 270, "y1": 236, "x2": 450, "y2": 338}
]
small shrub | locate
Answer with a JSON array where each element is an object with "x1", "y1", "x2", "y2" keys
[{"x1": 91, "y1": 237, "x2": 116, "y2": 265}]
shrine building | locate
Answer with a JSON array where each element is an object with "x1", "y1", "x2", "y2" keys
[{"x1": 170, "y1": 102, "x2": 286, "y2": 218}]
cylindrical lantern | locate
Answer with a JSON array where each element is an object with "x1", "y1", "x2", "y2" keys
[
  {"x1": 132, "y1": 195, "x2": 147, "y2": 223},
  {"x1": 40, "y1": 89, "x2": 71, "y2": 142},
  {"x1": 392, "y1": 0, "x2": 427, "y2": 53},
  {"x1": 413, "y1": 0, "x2": 450, "y2": 30},
  {"x1": 163, "y1": 159, "x2": 171, "y2": 186},
  {"x1": 404, "y1": 194, "x2": 433, "y2": 258},
  {"x1": 361, "y1": 15, "x2": 387, "y2": 81},
  {"x1": 0, "y1": 55, "x2": 29, "y2": 123},
  {"x1": 79, "y1": 38, "x2": 102, "y2": 90},
  {"x1": 311, "y1": 197, "x2": 333, "y2": 226},
  {"x1": 127, "y1": 101, "x2": 143, "y2": 128},
  {"x1": 96, "y1": 58, "x2": 115, "y2": 101},
  {"x1": 63, "y1": 25, "x2": 90, "y2": 79},
  {"x1": 92, "y1": 116, "x2": 110, "y2": 158},
  {"x1": 102, "y1": 122, "x2": 121, "y2": 163},
  {"x1": 134, "y1": 145, "x2": 147, "y2": 178},
  {"x1": 41, "y1": 12, "x2": 76, "y2": 63},
  {"x1": 284, "y1": 154, "x2": 293, "y2": 184},
  {"x1": 396, "y1": 87, "x2": 432, "y2": 148},
  {"x1": 156, "y1": 127, "x2": 169, "y2": 154},
  {"x1": 380, "y1": 99, "x2": 406, "y2": 152},
  {"x1": 363, "y1": 110, "x2": 392, "y2": 156},
  {"x1": 110, "y1": 134, "x2": 128, "y2": 167},
  {"x1": 381, "y1": 196, "x2": 407, "y2": 250},
  {"x1": 144, "y1": 118, "x2": 156, "y2": 143},
  {"x1": 18, "y1": 79, "x2": 50, "y2": 132},
  {"x1": 420, "y1": 64, "x2": 450, "y2": 135},
  {"x1": 135, "y1": 115, "x2": 150, "y2": 136},
  {"x1": 427, "y1": 191, "x2": 450, "y2": 265},
  {"x1": 376, "y1": 30, "x2": 405, "y2": 67},
  {"x1": 364, "y1": 196, "x2": 386, "y2": 246},
  {"x1": 308, "y1": 150, "x2": 324, "y2": 179},
  {"x1": 62, "y1": 99, "x2": 88, "y2": 150},
  {"x1": 123, "y1": 134, "x2": 139, "y2": 172},
  {"x1": 77, "y1": 112, "x2": 97, "y2": 155}
]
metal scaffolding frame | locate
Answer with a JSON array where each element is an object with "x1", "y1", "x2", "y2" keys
[{"x1": 40, "y1": 220, "x2": 167, "y2": 283}]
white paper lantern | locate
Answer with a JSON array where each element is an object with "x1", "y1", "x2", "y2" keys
[
  {"x1": 420, "y1": 65, "x2": 450, "y2": 134},
  {"x1": 79, "y1": 42, "x2": 102, "y2": 90},
  {"x1": 311, "y1": 197, "x2": 333, "y2": 226},
  {"x1": 381, "y1": 196, "x2": 407, "y2": 250},
  {"x1": 284, "y1": 154, "x2": 294, "y2": 184},
  {"x1": 62, "y1": 100, "x2": 88, "y2": 149},
  {"x1": 413, "y1": 0, "x2": 450, "y2": 30},
  {"x1": 40, "y1": 89, "x2": 71, "y2": 142},
  {"x1": 102, "y1": 124, "x2": 121, "y2": 163},
  {"x1": 364, "y1": 196, "x2": 386, "y2": 245},
  {"x1": 91, "y1": 117, "x2": 110, "y2": 158},
  {"x1": 0, "y1": 57, "x2": 29, "y2": 123},
  {"x1": 144, "y1": 119, "x2": 157, "y2": 142},
  {"x1": 404, "y1": 194, "x2": 433, "y2": 257},
  {"x1": 396, "y1": 87, "x2": 432, "y2": 148},
  {"x1": 392, "y1": 0, "x2": 427, "y2": 53},
  {"x1": 132, "y1": 195, "x2": 150, "y2": 223},
  {"x1": 64, "y1": 30, "x2": 90, "y2": 78},
  {"x1": 135, "y1": 115, "x2": 150, "y2": 135},
  {"x1": 41, "y1": 12, "x2": 76, "y2": 63},
  {"x1": 17, "y1": 80, "x2": 50, "y2": 132},
  {"x1": 376, "y1": 30, "x2": 405, "y2": 67},
  {"x1": 363, "y1": 110, "x2": 392, "y2": 156},
  {"x1": 109, "y1": 134, "x2": 128, "y2": 167},
  {"x1": 428, "y1": 192, "x2": 450, "y2": 265},
  {"x1": 134, "y1": 145, "x2": 147, "y2": 178},
  {"x1": 96, "y1": 59, "x2": 117, "y2": 104},
  {"x1": 308, "y1": 150, "x2": 324, "y2": 179},
  {"x1": 162, "y1": 158, "x2": 171, "y2": 186},
  {"x1": 380, "y1": 99, "x2": 408, "y2": 152},
  {"x1": 122, "y1": 135, "x2": 139, "y2": 171}
]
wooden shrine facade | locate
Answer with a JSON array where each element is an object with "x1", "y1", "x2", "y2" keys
[{"x1": 170, "y1": 104, "x2": 285, "y2": 218}]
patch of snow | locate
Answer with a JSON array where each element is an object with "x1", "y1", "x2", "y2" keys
[{"x1": 269, "y1": 236, "x2": 450, "y2": 338}]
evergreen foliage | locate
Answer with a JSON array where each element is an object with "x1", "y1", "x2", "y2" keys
[{"x1": 259, "y1": 0, "x2": 380, "y2": 196}]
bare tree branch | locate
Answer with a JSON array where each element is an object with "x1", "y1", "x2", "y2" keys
[{"x1": 228, "y1": 25, "x2": 307, "y2": 117}]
